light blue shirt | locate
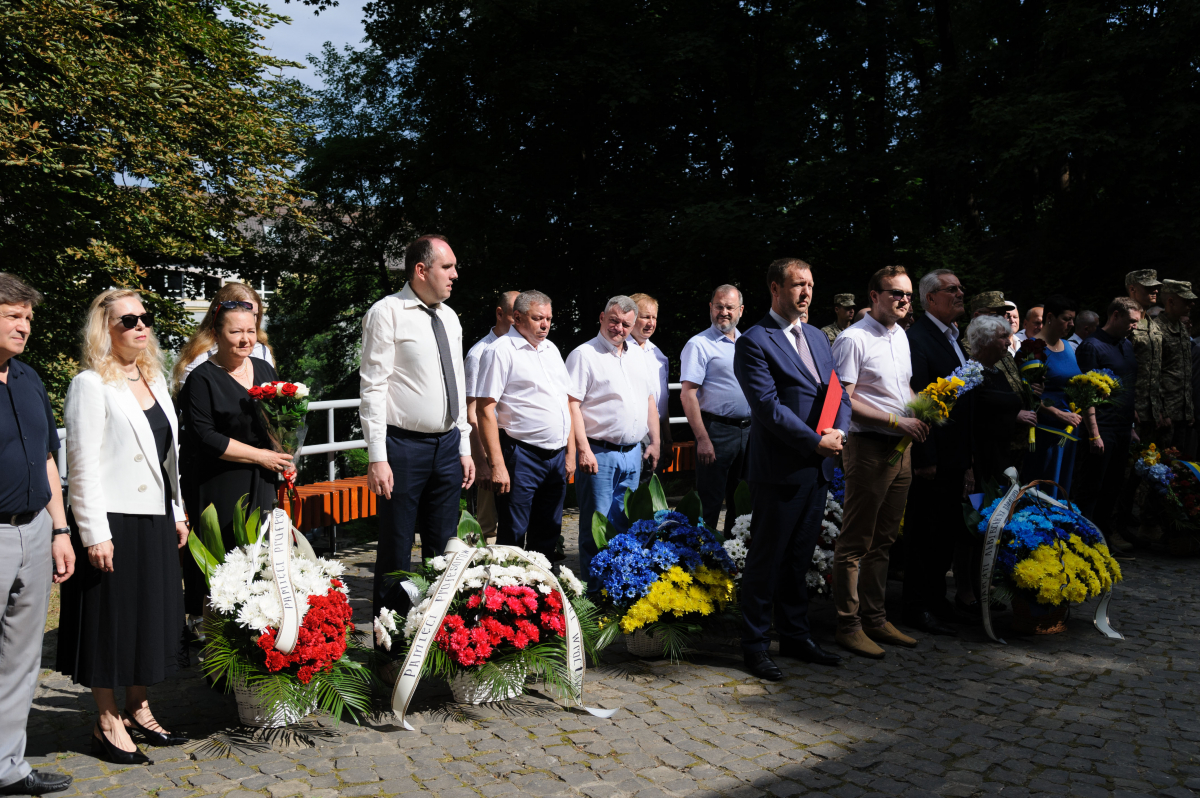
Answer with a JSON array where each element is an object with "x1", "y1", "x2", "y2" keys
[{"x1": 679, "y1": 325, "x2": 751, "y2": 419}]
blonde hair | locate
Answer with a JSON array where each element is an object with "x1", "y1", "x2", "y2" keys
[
  {"x1": 629, "y1": 292, "x2": 658, "y2": 310},
  {"x1": 82, "y1": 289, "x2": 166, "y2": 385},
  {"x1": 172, "y1": 282, "x2": 272, "y2": 391}
]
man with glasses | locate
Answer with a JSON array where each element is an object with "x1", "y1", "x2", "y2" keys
[
  {"x1": 831, "y1": 267, "x2": 928, "y2": 659},
  {"x1": 821, "y1": 293, "x2": 857, "y2": 345},
  {"x1": 680, "y1": 285, "x2": 751, "y2": 533},
  {"x1": 0, "y1": 273, "x2": 75, "y2": 796},
  {"x1": 901, "y1": 269, "x2": 970, "y2": 636}
]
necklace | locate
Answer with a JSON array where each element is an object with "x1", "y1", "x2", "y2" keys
[{"x1": 217, "y1": 358, "x2": 250, "y2": 380}]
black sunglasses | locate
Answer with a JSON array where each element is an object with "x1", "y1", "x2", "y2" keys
[
  {"x1": 215, "y1": 300, "x2": 255, "y2": 313},
  {"x1": 880, "y1": 290, "x2": 914, "y2": 300},
  {"x1": 117, "y1": 312, "x2": 155, "y2": 329}
]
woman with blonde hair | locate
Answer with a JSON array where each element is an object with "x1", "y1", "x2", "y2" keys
[
  {"x1": 58, "y1": 289, "x2": 188, "y2": 764},
  {"x1": 176, "y1": 297, "x2": 293, "y2": 617},
  {"x1": 171, "y1": 282, "x2": 274, "y2": 390}
]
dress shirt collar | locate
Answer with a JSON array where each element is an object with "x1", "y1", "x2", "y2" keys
[
  {"x1": 628, "y1": 335, "x2": 658, "y2": 352},
  {"x1": 768, "y1": 308, "x2": 802, "y2": 333},
  {"x1": 505, "y1": 327, "x2": 550, "y2": 352},
  {"x1": 704, "y1": 324, "x2": 741, "y2": 342},
  {"x1": 861, "y1": 311, "x2": 903, "y2": 338},
  {"x1": 926, "y1": 312, "x2": 960, "y2": 338},
  {"x1": 398, "y1": 282, "x2": 440, "y2": 310},
  {"x1": 593, "y1": 333, "x2": 629, "y2": 356}
]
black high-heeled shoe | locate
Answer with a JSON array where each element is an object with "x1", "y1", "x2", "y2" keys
[
  {"x1": 122, "y1": 713, "x2": 187, "y2": 746},
  {"x1": 91, "y1": 725, "x2": 150, "y2": 765}
]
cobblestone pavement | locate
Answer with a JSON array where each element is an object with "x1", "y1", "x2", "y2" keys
[{"x1": 23, "y1": 510, "x2": 1200, "y2": 798}]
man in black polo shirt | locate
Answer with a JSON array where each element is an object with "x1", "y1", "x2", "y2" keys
[
  {"x1": 0, "y1": 273, "x2": 75, "y2": 797},
  {"x1": 1074, "y1": 296, "x2": 1141, "y2": 554}
]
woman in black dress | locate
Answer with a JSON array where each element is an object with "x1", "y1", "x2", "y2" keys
[
  {"x1": 176, "y1": 301, "x2": 294, "y2": 615},
  {"x1": 59, "y1": 290, "x2": 189, "y2": 764},
  {"x1": 967, "y1": 315, "x2": 1039, "y2": 484}
]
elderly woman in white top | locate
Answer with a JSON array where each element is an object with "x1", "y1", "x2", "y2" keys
[{"x1": 58, "y1": 290, "x2": 188, "y2": 766}]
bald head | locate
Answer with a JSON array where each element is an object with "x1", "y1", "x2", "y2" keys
[{"x1": 494, "y1": 290, "x2": 519, "y2": 335}]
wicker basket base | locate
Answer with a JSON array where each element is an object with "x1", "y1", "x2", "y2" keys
[
  {"x1": 449, "y1": 664, "x2": 527, "y2": 704},
  {"x1": 234, "y1": 681, "x2": 317, "y2": 728},
  {"x1": 624, "y1": 628, "x2": 666, "y2": 658},
  {"x1": 1011, "y1": 595, "x2": 1068, "y2": 635}
]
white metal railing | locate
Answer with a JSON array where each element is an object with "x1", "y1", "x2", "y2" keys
[{"x1": 53, "y1": 384, "x2": 692, "y2": 486}]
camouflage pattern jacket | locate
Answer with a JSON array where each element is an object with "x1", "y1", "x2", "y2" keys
[
  {"x1": 820, "y1": 323, "x2": 843, "y2": 345},
  {"x1": 1133, "y1": 315, "x2": 1163, "y2": 425},
  {"x1": 1152, "y1": 314, "x2": 1194, "y2": 424}
]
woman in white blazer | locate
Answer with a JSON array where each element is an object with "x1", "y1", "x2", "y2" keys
[{"x1": 57, "y1": 290, "x2": 188, "y2": 766}]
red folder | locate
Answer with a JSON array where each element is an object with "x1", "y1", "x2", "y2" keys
[{"x1": 816, "y1": 371, "x2": 843, "y2": 433}]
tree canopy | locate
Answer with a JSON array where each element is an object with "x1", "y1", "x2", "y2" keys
[{"x1": 1, "y1": 0, "x2": 314, "y2": 412}]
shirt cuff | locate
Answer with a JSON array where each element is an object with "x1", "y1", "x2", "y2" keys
[
  {"x1": 368, "y1": 440, "x2": 388, "y2": 463},
  {"x1": 458, "y1": 434, "x2": 472, "y2": 457}
]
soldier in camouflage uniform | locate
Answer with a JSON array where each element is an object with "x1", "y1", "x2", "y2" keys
[
  {"x1": 820, "y1": 293, "x2": 856, "y2": 344},
  {"x1": 1151, "y1": 279, "x2": 1196, "y2": 450},
  {"x1": 1127, "y1": 269, "x2": 1163, "y2": 443}
]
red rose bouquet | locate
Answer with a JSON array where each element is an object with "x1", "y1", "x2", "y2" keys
[
  {"x1": 249, "y1": 381, "x2": 310, "y2": 495},
  {"x1": 1015, "y1": 338, "x2": 1049, "y2": 451}
]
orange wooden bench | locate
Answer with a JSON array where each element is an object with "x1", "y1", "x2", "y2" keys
[{"x1": 281, "y1": 441, "x2": 697, "y2": 551}]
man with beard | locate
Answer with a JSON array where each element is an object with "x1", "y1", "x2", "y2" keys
[{"x1": 681, "y1": 285, "x2": 752, "y2": 532}]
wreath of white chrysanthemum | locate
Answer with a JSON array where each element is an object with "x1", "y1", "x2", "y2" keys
[
  {"x1": 723, "y1": 492, "x2": 843, "y2": 593},
  {"x1": 208, "y1": 545, "x2": 347, "y2": 633}
]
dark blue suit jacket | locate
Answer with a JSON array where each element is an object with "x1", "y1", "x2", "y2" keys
[{"x1": 734, "y1": 314, "x2": 852, "y2": 484}]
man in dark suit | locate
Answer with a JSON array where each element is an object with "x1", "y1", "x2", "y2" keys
[
  {"x1": 902, "y1": 268, "x2": 971, "y2": 635},
  {"x1": 733, "y1": 258, "x2": 852, "y2": 681}
]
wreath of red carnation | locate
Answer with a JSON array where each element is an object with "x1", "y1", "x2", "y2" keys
[
  {"x1": 433, "y1": 585, "x2": 566, "y2": 667},
  {"x1": 256, "y1": 579, "x2": 354, "y2": 684}
]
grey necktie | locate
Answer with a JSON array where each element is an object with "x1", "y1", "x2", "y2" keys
[
  {"x1": 790, "y1": 326, "x2": 822, "y2": 384},
  {"x1": 421, "y1": 306, "x2": 460, "y2": 422}
]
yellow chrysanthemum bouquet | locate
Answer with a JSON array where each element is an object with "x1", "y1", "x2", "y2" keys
[
  {"x1": 888, "y1": 361, "x2": 983, "y2": 465},
  {"x1": 1060, "y1": 369, "x2": 1122, "y2": 445}
]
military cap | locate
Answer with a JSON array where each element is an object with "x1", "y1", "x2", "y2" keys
[
  {"x1": 1125, "y1": 269, "x2": 1162, "y2": 288},
  {"x1": 833, "y1": 293, "x2": 855, "y2": 308},
  {"x1": 969, "y1": 290, "x2": 1009, "y2": 314},
  {"x1": 1161, "y1": 279, "x2": 1198, "y2": 300}
]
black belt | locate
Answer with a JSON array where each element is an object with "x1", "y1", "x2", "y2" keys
[
  {"x1": 386, "y1": 425, "x2": 452, "y2": 440},
  {"x1": 587, "y1": 437, "x2": 639, "y2": 453},
  {"x1": 6, "y1": 511, "x2": 39, "y2": 527},
  {"x1": 701, "y1": 411, "x2": 752, "y2": 429},
  {"x1": 851, "y1": 430, "x2": 903, "y2": 445},
  {"x1": 499, "y1": 429, "x2": 566, "y2": 460}
]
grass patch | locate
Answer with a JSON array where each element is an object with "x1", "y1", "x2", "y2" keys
[{"x1": 45, "y1": 583, "x2": 60, "y2": 632}]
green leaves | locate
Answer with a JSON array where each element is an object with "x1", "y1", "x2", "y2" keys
[
  {"x1": 674, "y1": 491, "x2": 703, "y2": 526},
  {"x1": 591, "y1": 511, "x2": 617, "y2": 553},
  {"x1": 457, "y1": 510, "x2": 486, "y2": 547},
  {"x1": 187, "y1": 530, "x2": 220, "y2": 588},
  {"x1": 625, "y1": 475, "x2": 669, "y2": 523},
  {"x1": 197, "y1": 503, "x2": 225, "y2": 565},
  {"x1": 733, "y1": 481, "x2": 753, "y2": 517}
]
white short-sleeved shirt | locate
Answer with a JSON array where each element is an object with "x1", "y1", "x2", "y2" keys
[
  {"x1": 476, "y1": 329, "x2": 572, "y2": 450},
  {"x1": 831, "y1": 313, "x2": 913, "y2": 436},
  {"x1": 565, "y1": 334, "x2": 653, "y2": 446},
  {"x1": 679, "y1": 325, "x2": 751, "y2": 419},
  {"x1": 629, "y1": 337, "x2": 670, "y2": 421},
  {"x1": 465, "y1": 329, "x2": 500, "y2": 398}
]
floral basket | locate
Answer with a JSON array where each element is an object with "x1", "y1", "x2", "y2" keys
[
  {"x1": 623, "y1": 628, "x2": 666, "y2": 658},
  {"x1": 190, "y1": 506, "x2": 373, "y2": 727},
  {"x1": 589, "y1": 476, "x2": 737, "y2": 662},
  {"x1": 1010, "y1": 592, "x2": 1069, "y2": 636},
  {"x1": 376, "y1": 521, "x2": 600, "y2": 718}
]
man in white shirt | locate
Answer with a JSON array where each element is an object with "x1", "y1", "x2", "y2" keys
[
  {"x1": 1004, "y1": 299, "x2": 1021, "y2": 354},
  {"x1": 680, "y1": 285, "x2": 751, "y2": 533},
  {"x1": 476, "y1": 291, "x2": 575, "y2": 557},
  {"x1": 1014, "y1": 305, "x2": 1043, "y2": 342},
  {"x1": 359, "y1": 234, "x2": 475, "y2": 625},
  {"x1": 466, "y1": 290, "x2": 519, "y2": 540},
  {"x1": 566, "y1": 296, "x2": 661, "y2": 580},
  {"x1": 831, "y1": 266, "x2": 929, "y2": 659},
  {"x1": 628, "y1": 293, "x2": 671, "y2": 479}
]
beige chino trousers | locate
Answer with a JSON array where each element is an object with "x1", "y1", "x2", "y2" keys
[{"x1": 834, "y1": 434, "x2": 911, "y2": 633}]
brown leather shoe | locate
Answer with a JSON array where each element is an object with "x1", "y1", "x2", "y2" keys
[
  {"x1": 864, "y1": 622, "x2": 917, "y2": 648},
  {"x1": 835, "y1": 629, "x2": 885, "y2": 659}
]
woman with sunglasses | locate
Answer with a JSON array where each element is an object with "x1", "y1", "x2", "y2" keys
[
  {"x1": 58, "y1": 290, "x2": 188, "y2": 764},
  {"x1": 170, "y1": 282, "x2": 273, "y2": 391},
  {"x1": 176, "y1": 296, "x2": 293, "y2": 619}
]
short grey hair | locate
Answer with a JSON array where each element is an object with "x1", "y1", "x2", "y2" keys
[
  {"x1": 967, "y1": 314, "x2": 1011, "y2": 355},
  {"x1": 918, "y1": 269, "x2": 956, "y2": 307},
  {"x1": 711, "y1": 284, "x2": 743, "y2": 305},
  {"x1": 514, "y1": 290, "x2": 551, "y2": 315},
  {"x1": 1076, "y1": 310, "x2": 1099, "y2": 327},
  {"x1": 604, "y1": 295, "x2": 639, "y2": 316}
]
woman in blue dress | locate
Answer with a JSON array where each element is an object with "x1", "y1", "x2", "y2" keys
[{"x1": 1023, "y1": 295, "x2": 1083, "y2": 496}]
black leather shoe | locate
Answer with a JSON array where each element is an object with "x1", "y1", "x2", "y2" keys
[
  {"x1": 743, "y1": 651, "x2": 784, "y2": 681},
  {"x1": 91, "y1": 726, "x2": 151, "y2": 765},
  {"x1": 123, "y1": 713, "x2": 187, "y2": 746},
  {"x1": 955, "y1": 596, "x2": 982, "y2": 616},
  {"x1": 0, "y1": 771, "x2": 72, "y2": 795},
  {"x1": 779, "y1": 637, "x2": 843, "y2": 666},
  {"x1": 902, "y1": 610, "x2": 958, "y2": 636}
]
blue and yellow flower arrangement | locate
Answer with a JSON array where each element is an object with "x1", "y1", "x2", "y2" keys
[
  {"x1": 976, "y1": 494, "x2": 1122, "y2": 607},
  {"x1": 589, "y1": 476, "x2": 736, "y2": 660}
]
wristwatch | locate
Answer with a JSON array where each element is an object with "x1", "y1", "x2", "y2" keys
[
  {"x1": 52, "y1": 527, "x2": 71, "y2": 537},
  {"x1": 834, "y1": 429, "x2": 847, "y2": 444}
]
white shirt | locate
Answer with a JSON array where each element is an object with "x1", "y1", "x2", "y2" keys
[
  {"x1": 831, "y1": 313, "x2": 913, "y2": 436},
  {"x1": 630, "y1": 337, "x2": 670, "y2": 421},
  {"x1": 566, "y1": 334, "x2": 654, "y2": 446},
  {"x1": 182, "y1": 343, "x2": 274, "y2": 384},
  {"x1": 928, "y1": 313, "x2": 967, "y2": 367},
  {"x1": 1067, "y1": 333, "x2": 1083, "y2": 350},
  {"x1": 679, "y1": 325, "x2": 751, "y2": 418},
  {"x1": 359, "y1": 283, "x2": 471, "y2": 461},
  {"x1": 476, "y1": 329, "x2": 572, "y2": 450},
  {"x1": 767, "y1": 310, "x2": 818, "y2": 367},
  {"x1": 465, "y1": 329, "x2": 500, "y2": 398},
  {"x1": 1014, "y1": 330, "x2": 1029, "y2": 342}
]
